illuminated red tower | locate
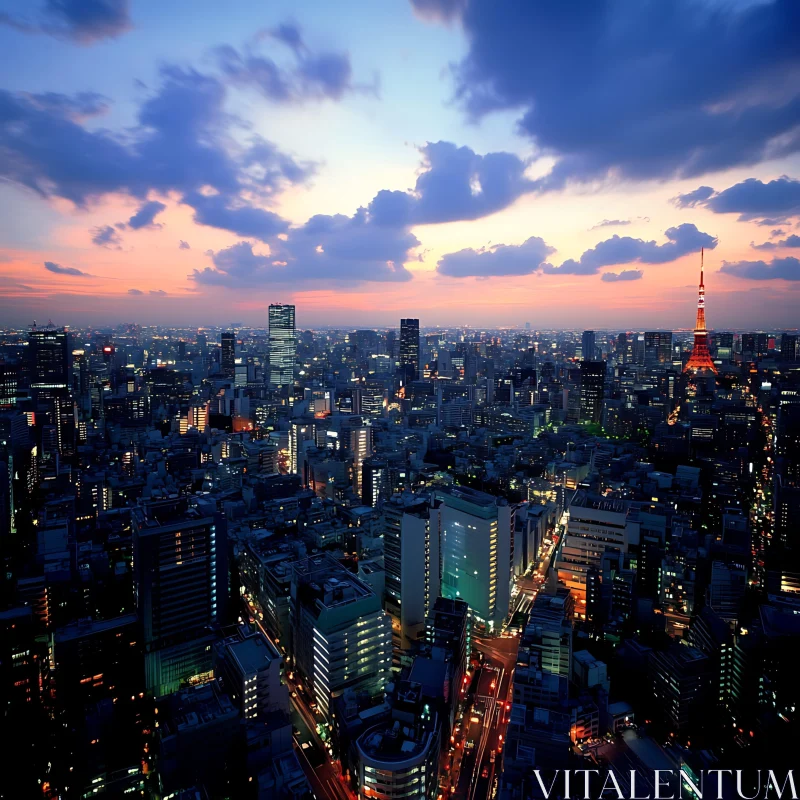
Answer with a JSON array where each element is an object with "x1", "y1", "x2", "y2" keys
[{"x1": 683, "y1": 248, "x2": 717, "y2": 375}]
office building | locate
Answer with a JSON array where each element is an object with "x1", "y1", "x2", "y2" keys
[
  {"x1": 132, "y1": 497, "x2": 226, "y2": 696},
  {"x1": 214, "y1": 627, "x2": 289, "y2": 719},
  {"x1": 383, "y1": 493, "x2": 441, "y2": 651},
  {"x1": 434, "y1": 485, "x2": 515, "y2": 632},
  {"x1": 269, "y1": 304, "x2": 296, "y2": 387},
  {"x1": 220, "y1": 331, "x2": 236, "y2": 379},
  {"x1": 644, "y1": 331, "x2": 672, "y2": 365},
  {"x1": 356, "y1": 679, "x2": 441, "y2": 800},
  {"x1": 581, "y1": 330, "x2": 596, "y2": 361},
  {"x1": 556, "y1": 492, "x2": 639, "y2": 614},
  {"x1": 28, "y1": 325, "x2": 70, "y2": 390},
  {"x1": 579, "y1": 359, "x2": 605, "y2": 424},
  {"x1": 399, "y1": 318, "x2": 420, "y2": 384},
  {"x1": 781, "y1": 333, "x2": 798, "y2": 362},
  {"x1": 291, "y1": 554, "x2": 392, "y2": 719}
]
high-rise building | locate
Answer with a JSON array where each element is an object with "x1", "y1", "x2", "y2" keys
[
  {"x1": 579, "y1": 359, "x2": 605, "y2": 424},
  {"x1": 356, "y1": 679, "x2": 441, "y2": 800},
  {"x1": 290, "y1": 554, "x2": 392, "y2": 719},
  {"x1": 781, "y1": 334, "x2": 798, "y2": 362},
  {"x1": 556, "y1": 492, "x2": 640, "y2": 614},
  {"x1": 684, "y1": 249, "x2": 717, "y2": 374},
  {"x1": 214, "y1": 627, "x2": 288, "y2": 719},
  {"x1": 220, "y1": 331, "x2": 236, "y2": 378},
  {"x1": 644, "y1": 331, "x2": 672, "y2": 365},
  {"x1": 581, "y1": 330, "x2": 596, "y2": 361},
  {"x1": 434, "y1": 486, "x2": 515, "y2": 632},
  {"x1": 28, "y1": 325, "x2": 70, "y2": 390},
  {"x1": 132, "y1": 497, "x2": 226, "y2": 696},
  {"x1": 383, "y1": 494, "x2": 441, "y2": 651},
  {"x1": 269, "y1": 304, "x2": 296, "y2": 387},
  {"x1": 399, "y1": 318, "x2": 420, "y2": 384}
]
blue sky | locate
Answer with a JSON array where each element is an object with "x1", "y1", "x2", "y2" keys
[{"x1": 1, "y1": 0, "x2": 799, "y2": 328}]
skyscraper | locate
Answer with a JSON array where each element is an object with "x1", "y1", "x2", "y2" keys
[
  {"x1": 383, "y1": 493, "x2": 441, "y2": 651},
  {"x1": 434, "y1": 485, "x2": 515, "y2": 632},
  {"x1": 269, "y1": 304, "x2": 296, "y2": 387},
  {"x1": 399, "y1": 318, "x2": 419, "y2": 384},
  {"x1": 220, "y1": 331, "x2": 235, "y2": 379},
  {"x1": 581, "y1": 330, "x2": 596, "y2": 361},
  {"x1": 579, "y1": 359, "x2": 605, "y2": 424},
  {"x1": 132, "y1": 497, "x2": 226, "y2": 696},
  {"x1": 644, "y1": 331, "x2": 673, "y2": 365},
  {"x1": 290, "y1": 554, "x2": 392, "y2": 719},
  {"x1": 28, "y1": 325, "x2": 70, "y2": 390}
]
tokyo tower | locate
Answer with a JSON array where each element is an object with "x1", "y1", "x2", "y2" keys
[{"x1": 683, "y1": 248, "x2": 717, "y2": 375}]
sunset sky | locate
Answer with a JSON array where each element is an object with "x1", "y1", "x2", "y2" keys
[{"x1": 1, "y1": 0, "x2": 799, "y2": 329}]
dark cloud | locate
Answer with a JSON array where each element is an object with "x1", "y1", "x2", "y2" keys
[
  {"x1": 22, "y1": 90, "x2": 109, "y2": 121},
  {"x1": 0, "y1": 0, "x2": 131, "y2": 44},
  {"x1": 217, "y1": 22, "x2": 372, "y2": 103},
  {"x1": 436, "y1": 236, "x2": 554, "y2": 278},
  {"x1": 719, "y1": 256, "x2": 800, "y2": 280},
  {"x1": 44, "y1": 260, "x2": 91, "y2": 276},
  {"x1": 368, "y1": 142, "x2": 534, "y2": 226},
  {"x1": 771, "y1": 229, "x2": 786, "y2": 238},
  {"x1": 672, "y1": 186, "x2": 715, "y2": 209},
  {"x1": 601, "y1": 269, "x2": 643, "y2": 283},
  {"x1": 183, "y1": 192, "x2": 288, "y2": 240},
  {"x1": 127, "y1": 199, "x2": 166, "y2": 230},
  {"x1": 674, "y1": 177, "x2": 800, "y2": 224},
  {"x1": 179, "y1": 240, "x2": 191, "y2": 250},
  {"x1": 544, "y1": 223, "x2": 717, "y2": 276},
  {"x1": 751, "y1": 234, "x2": 800, "y2": 251},
  {"x1": 421, "y1": 0, "x2": 800, "y2": 187},
  {"x1": 91, "y1": 224, "x2": 123, "y2": 248},
  {"x1": 149, "y1": 289, "x2": 166, "y2": 295},
  {"x1": 127, "y1": 288, "x2": 143, "y2": 295},
  {"x1": 708, "y1": 177, "x2": 800, "y2": 222},
  {"x1": 192, "y1": 208, "x2": 419, "y2": 288},
  {"x1": 0, "y1": 66, "x2": 310, "y2": 240}
]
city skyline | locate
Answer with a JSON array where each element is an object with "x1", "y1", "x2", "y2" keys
[{"x1": 2, "y1": 1, "x2": 800, "y2": 328}]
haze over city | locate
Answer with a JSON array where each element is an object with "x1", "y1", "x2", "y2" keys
[{"x1": 1, "y1": 0, "x2": 800, "y2": 328}]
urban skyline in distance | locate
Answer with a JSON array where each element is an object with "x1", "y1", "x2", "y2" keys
[
  {"x1": 2, "y1": 3, "x2": 800, "y2": 800},
  {"x1": 1, "y1": 1, "x2": 800, "y2": 328}
]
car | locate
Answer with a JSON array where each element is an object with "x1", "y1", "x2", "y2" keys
[
  {"x1": 482, "y1": 767, "x2": 489, "y2": 779},
  {"x1": 490, "y1": 750, "x2": 496, "y2": 763}
]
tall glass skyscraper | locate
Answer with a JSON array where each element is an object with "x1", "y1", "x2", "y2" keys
[
  {"x1": 220, "y1": 331, "x2": 236, "y2": 379},
  {"x1": 399, "y1": 318, "x2": 419, "y2": 384},
  {"x1": 268, "y1": 304, "x2": 296, "y2": 387}
]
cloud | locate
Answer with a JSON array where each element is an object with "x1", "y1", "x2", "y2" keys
[
  {"x1": 127, "y1": 288, "x2": 143, "y2": 295},
  {"x1": 601, "y1": 269, "x2": 643, "y2": 283},
  {"x1": 368, "y1": 141, "x2": 534, "y2": 226},
  {"x1": 672, "y1": 186, "x2": 715, "y2": 208},
  {"x1": 0, "y1": 0, "x2": 131, "y2": 44},
  {"x1": 127, "y1": 199, "x2": 166, "y2": 229},
  {"x1": 179, "y1": 240, "x2": 191, "y2": 250},
  {"x1": 419, "y1": 0, "x2": 800, "y2": 187},
  {"x1": 149, "y1": 289, "x2": 167, "y2": 295},
  {"x1": 702, "y1": 177, "x2": 800, "y2": 222},
  {"x1": 719, "y1": 256, "x2": 800, "y2": 280},
  {"x1": 217, "y1": 23, "x2": 374, "y2": 103},
  {"x1": 771, "y1": 229, "x2": 786, "y2": 238},
  {"x1": 192, "y1": 208, "x2": 419, "y2": 288},
  {"x1": 591, "y1": 219, "x2": 631, "y2": 230},
  {"x1": 91, "y1": 224, "x2": 123, "y2": 248},
  {"x1": 436, "y1": 236, "x2": 554, "y2": 278},
  {"x1": 751, "y1": 234, "x2": 800, "y2": 251},
  {"x1": 183, "y1": 191, "x2": 288, "y2": 240},
  {"x1": 545, "y1": 223, "x2": 717, "y2": 276},
  {"x1": 409, "y1": 0, "x2": 466, "y2": 21},
  {"x1": 0, "y1": 65, "x2": 311, "y2": 240},
  {"x1": 44, "y1": 260, "x2": 91, "y2": 276}
]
